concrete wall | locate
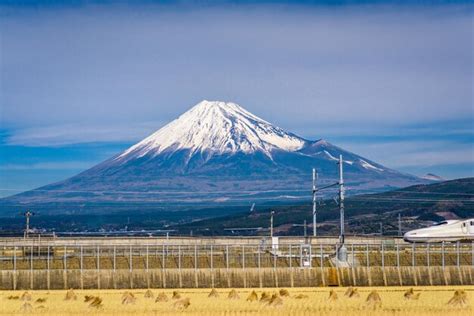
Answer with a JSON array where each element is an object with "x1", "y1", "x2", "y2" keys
[
  {"x1": 1, "y1": 266, "x2": 473, "y2": 290},
  {"x1": 0, "y1": 236, "x2": 408, "y2": 247}
]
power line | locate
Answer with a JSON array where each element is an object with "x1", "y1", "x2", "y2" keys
[
  {"x1": 350, "y1": 197, "x2": 474, "y2": 203},
  {"x1": 1, "y1": 186, "x2": 472, "y2": 196},
  {"x1": 2, "y1": 196, "x2": 472, "y2": 206},
  {"x1": 384, "y1": 190, "x2": 474, "y2": 196}
]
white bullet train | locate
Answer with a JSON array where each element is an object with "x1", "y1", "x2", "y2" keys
[{"x1": 403, "y1": 218, "x2": 474, "y2": 243}]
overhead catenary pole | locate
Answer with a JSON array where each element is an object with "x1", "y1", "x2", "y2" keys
[
  {"x1": 312, "y1": 168, "x2": 317, "y2": 237},
  {"x1": 338, "y1": 155, "x2": 345, "y2": 244}
]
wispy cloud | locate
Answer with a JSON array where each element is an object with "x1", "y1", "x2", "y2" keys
[
  {"x1": 0, "y1": 161, "x2": 95, "y2": 170},
  {"x1": 1, "y1": 3, "x2": 472, "y2": 133},
  {"x1": 0, "y1": 2, "x2": 472, "y2": 182},
  {"x1": 6, "y1": 122, "x2": 162, "y2": 146}
]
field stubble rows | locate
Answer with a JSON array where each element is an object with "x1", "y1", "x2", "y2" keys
[{"x1": 0, "y1": 286, "x2": 472, "y2": 316}]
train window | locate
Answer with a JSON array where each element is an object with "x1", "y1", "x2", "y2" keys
[
  {"x1": 471, "y1": 221, "x2": 474, "y2": 226},
  {"x1": 434, "y1": 221, "x2": 448, "y2": 226}
]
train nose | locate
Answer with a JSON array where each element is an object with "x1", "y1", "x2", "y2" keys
[{"x1": 403, "y1": 231, "x2": 417, "y2": 242}]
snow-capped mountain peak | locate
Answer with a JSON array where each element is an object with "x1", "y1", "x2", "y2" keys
[{"x1": 117, "y1": 100, "x2": 306, "y2": 161}]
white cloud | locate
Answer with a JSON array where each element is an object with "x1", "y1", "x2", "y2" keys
[
  {"x1": 0, "y1": 161, "x2": 95, "y2": 170},
  {"x1": 1, "y1": 3, "x2": 472, "y2": 134},
  {"x1": 6, "y1": 122, "x2": 162, "y2": 146},
  {"x1": 337, "y1": 139, "x2": 474, "y2": 169}
]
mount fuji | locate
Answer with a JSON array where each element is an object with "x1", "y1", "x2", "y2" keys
[{"x1": 3, "y1": 100, "x2": 424, "y2": 210}]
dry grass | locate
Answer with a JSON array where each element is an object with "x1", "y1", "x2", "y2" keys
[{"x1": 0, "y1": 286, "x2": 472, "y2": 315}]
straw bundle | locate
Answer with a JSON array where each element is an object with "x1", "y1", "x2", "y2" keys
[
  {"x1": 19, "y1": 302, "x2": 33, "y2": 312},
  {"x1": 64, "y1": 289, "x2": 77, "y2": 301},
  {"x1": 144, "y1": 290, "x2": 154, "y2": 299},
  {"x1": 121, "y1": 292, "x2": 137, "y2": 305},
  {"x1": 89, "y1": 296, "x2": 103, "y2": 309},
  {"x1": 228, "y1": 289, "x2": 240, "y2": 300},
  {"x1": 328, "y1": 290, "x2": 338, "y2": 301},
  {"x1": 155, "y1": 292, "x2": 169, "y2": 302},
  {"x1": 404, "y1": 288, "x2": 420, "y2": 300},
  {"x1": 366, "y1": 290, "x2": 382, "y2": 308},
  {"x1": 260, "y1": 292, "x2": 271, "y2": 303},
  {"x1": 21, "y1": 291, "x2": 32, "y2": 302},
  {"x1": 345, "y1": 287, "x2": 360, "y2": 298},
  {"x1": 267, "y1": 294, "x2": 283, "y2": 307},
  {"x1": 279, "y1": 289, "x2": 290, "y2": 297},
  {"x1": 208, "y1": 289, "x2": 219, "y2": 298},
  {"x1": 246, "y1": 291, "x2": 258, "y2": 302},
  {"x1": 172, "y1": 297, "x2": 191, "y2": 310},
  {"x1": 447, "y1": 290, "x2": 468, "y2": 307}
]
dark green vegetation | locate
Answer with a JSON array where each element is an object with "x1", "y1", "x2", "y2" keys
[
  {"x1": 0, "y1": 205, "x2": 249, "y2": 236},
  {"x1": 0, "y1": 178, "x2": 471, "y2": 236},
  {"x1": 170, "y1": 177, "x2": 474, "y2": 236}
]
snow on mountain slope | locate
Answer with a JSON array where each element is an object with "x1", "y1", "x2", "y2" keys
[
  {"x1": 360, "y1": 159, "x2": 384, "y2": 172},
  {"x1": 103, "y1": 100, "x2": 407, "y2": 178},
  {"x1": 1, "y1": 99, "x2": 426, "y2": 207},
  {"x1": 116, "y1": 100, "x2": 306, "y2": 162}
]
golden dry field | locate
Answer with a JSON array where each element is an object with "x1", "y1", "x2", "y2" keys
[{"x1": 0, "y1": 286, "x2": 472, "y2": 316}]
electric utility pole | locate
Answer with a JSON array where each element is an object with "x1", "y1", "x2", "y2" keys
[
  {"x1": 312, "y1": 168, "x2": 317, "y2": 237},
  {"x1": 337, "y1": 155, "x2": 347, "y2": 262},
  {"x1": 398, "y1": 213, "x2": 402, "y2": 237},
  {"x1": 270, "y1": 210, "x2": 275, "y2": 238},
  {"x1": 23, "y1": 210, "x2": 34, "y2": 238}
]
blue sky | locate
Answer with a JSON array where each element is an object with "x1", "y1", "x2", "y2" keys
[{"x1": 0, "y1": 1, "x2": 473, "y2": 197}]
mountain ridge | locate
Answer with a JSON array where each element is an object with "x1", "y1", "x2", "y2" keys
[{"x1": 1, "y1": 100, "x2": 426, "y2": 212}]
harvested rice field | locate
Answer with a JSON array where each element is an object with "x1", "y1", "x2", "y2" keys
[{"x1": 0, "y1": 286, "x2": 472, "y2": 316}]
